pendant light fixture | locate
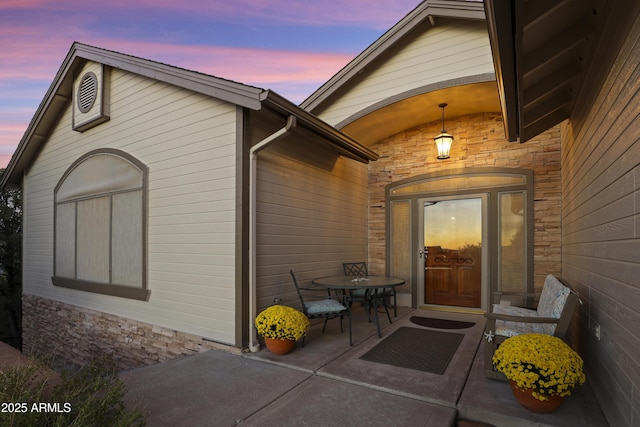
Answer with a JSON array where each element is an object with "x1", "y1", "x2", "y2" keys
[{"x1": 434, "y1": 103, "x2": 453, "y2": 160}]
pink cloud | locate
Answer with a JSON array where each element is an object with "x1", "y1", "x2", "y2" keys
[
  {"x1": 0, "y1": 0, "x2": 420, "y2": 168},
  {"x1": 0, "y1": 40, "x2": 353, "y2": 168},
  {"x1": 72, "y1": 38, "x2": 353, "y2": 96}
]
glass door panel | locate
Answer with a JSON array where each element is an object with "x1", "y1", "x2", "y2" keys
[
  {"x1": 423, "y1": 198, "x2": 482, "y2": 308},
  {"x1": 499, "y1": 191, "x2": 527, "y2": 304}
]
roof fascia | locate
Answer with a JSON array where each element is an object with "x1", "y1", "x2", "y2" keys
[
  {"x1": 301, "y1": 0, "x2": 486, "y2": 112},
  {"x1": 74, "y1": 44, "x2": 264, "y2": 110},
  {"x1": 261, "y1": 90, "x2": 379, "y2": 163},
  {"x1": 484, "y1": 0, "x2": 520, "y2": 142},
  {"x1": 1, "y1": 43, "x2": 267, "y2": 188}
]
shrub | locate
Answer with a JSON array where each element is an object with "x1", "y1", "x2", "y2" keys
[{"x1": 0, "y1": 357, "x2": 145, "y2": 426}]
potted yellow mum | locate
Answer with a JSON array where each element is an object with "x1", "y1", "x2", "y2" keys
[
  {"x1": 255, "y1": 305, "x2": 309, "y2": 355},
  {"x1": 492, "y1": 333, "x2": 586, "y2": 413}
]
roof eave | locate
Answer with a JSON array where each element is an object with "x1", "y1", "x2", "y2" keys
[
  {"x1": 1, "y1": 42, "x2": 268, "y2": 189},
  {"x1": 483, "y1": 0, "x2": 519, "y2": 142},
  {"x1": 262, "y1": 91, "x2": 379, "y2": 163}
]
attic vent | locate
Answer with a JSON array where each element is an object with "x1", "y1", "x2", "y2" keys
[{"x1": 77, "y1": 72, "x2": 98, "y2": 113}]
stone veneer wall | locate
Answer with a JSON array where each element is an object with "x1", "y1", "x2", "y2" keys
[
  {"x1": 367, "y1": 112, "x2": 562, "y2": 291},
  {"x1": 22, "y1": 294, "x2": 239, "y2": 370}
]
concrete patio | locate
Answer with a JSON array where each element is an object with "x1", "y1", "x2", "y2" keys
[{"x1": 120, "y1": 306, "x2": 609, "y2": 426}]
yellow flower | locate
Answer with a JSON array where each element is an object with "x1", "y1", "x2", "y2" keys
[
  {"x1": 255, "y1": 305, "x2": 310, "y2": 341},
  {"x1": 492, "y1": 334, "x2": 586, "y2": 401}
]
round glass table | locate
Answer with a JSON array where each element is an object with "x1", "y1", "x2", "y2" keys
[{"x1": 311, "y1": 275, "x2": 404, "y2": 338}]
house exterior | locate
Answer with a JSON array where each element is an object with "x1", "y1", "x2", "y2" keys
[
  {"x1": 3, "y1": 0, "x2": 639, "y2": 425},
  {"x1": 300, "y1": 0, "x2": 562, "y2": 312},
  {"x1": 1, "y1": 43, "x2": 376, "y2": 367},
  {"x1": 3, "y1": 0, "x2": 559, "y2": 366}
]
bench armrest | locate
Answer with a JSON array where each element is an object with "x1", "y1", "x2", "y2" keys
[{"x1": 485, "y1": 312, "x2": 560, "y2": 324}]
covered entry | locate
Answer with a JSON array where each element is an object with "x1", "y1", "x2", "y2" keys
[{"x1": 386, "y1": 168, "x2": 533, "y2": 311}]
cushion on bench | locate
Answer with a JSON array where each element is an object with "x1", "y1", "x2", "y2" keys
[
  {"x1": 493, "y1": 274, "x2": 570, "y2": 337},
  {"x1": 537, "y1": 274, "x2": 570, "y2": 334},
  {"x1": 492, "y1": 304, "x2": 547, "y2": 337}
]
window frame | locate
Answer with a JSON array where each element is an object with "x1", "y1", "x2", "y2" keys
[{"x1": 52, "y1": 148, "x2": 149, "y2": 301}]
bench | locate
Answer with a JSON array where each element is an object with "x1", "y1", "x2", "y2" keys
[{"x1": 483, "y1": 274, "x2": 580, "y2": 379}]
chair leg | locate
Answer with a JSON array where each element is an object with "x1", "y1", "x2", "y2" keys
[
  {"x1": 382, "y1": 296, "x2": 392, "y2": 323},
  {"x1": 322, "y1": 317, "x2": 329, "y2": 333},
  {"x1": 301, "y1": 335, "x2": 306, "y2": 348},
  {"x1": 348, "y1": 313, "x2": 352, "y2": 346},
  {"x1": 393, "y1": 293, "x2": 397, "y2": 317},
  {"x1": 365, "y1": 300, "x2": 373, "y2": 323}
]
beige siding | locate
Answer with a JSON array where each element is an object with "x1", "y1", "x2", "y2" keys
[
  {"x1": 23, "y1": 64, "x2": 238, "y2": 345},
  {"x1": 255, "y1": 141, "x2": 369, "y2": 312},
  {"x1": 316, "y1": 19, "x2": 494, "y2": 126},
  {"x1": 560, "y1": 11, "x2": 640, "y2": 426}
]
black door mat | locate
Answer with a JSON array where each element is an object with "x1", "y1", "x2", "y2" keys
[
  {"x1": 360, "y1": 327, "x2": 464, "y2": 375},
  {"x1": 409, "y1": 316, "x2": 475, "y2": 330}
]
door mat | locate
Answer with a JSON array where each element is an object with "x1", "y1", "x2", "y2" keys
[
  {"x1": 360, "y1": 327, "x2": 464, "y2": 375},
  {"x1": 409, "y1": 316, "x2": 475, "y2": 330}
]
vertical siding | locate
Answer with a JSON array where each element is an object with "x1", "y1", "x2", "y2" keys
[
  {"x1": 255, "y1": 140, "x2": 369, "y2": 312},
  {"x1": 23, "y1": 64, "x2": 238, "y2": 345},
  {"x1": 316, "y1": 19, "x2": 494, "y2": 126},
  {"x1": 561, "y1": 12, "x2": 640, "y2": 427}
]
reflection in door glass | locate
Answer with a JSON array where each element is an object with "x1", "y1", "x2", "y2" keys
[{"x1": 424, "y1": 198, "x2": 482, "y2": 308}]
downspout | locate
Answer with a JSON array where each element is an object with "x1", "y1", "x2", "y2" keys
[{"x1": 248, "y1": 115, "x2": 297, "y2": 352}]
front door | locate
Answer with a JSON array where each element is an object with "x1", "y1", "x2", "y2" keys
[{"x1": 422, "y1": 197, "x2": 483, "y2": 308}]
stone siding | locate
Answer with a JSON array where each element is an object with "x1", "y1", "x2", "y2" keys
[
  {"x1": 22, "y1": 294, "x2": 239, "y2": 370},
  {"x1": 367, "y1": 112, "x2": 562, "y2": 291}
]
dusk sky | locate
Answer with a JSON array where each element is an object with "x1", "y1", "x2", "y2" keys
[{"x1": 0, "y1": 0, "x2": 420, "y2": 168}]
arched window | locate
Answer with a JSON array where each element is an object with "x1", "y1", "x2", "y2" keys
[{"x1": 53, "y1": 149, "x2": 149, "y2": 300}]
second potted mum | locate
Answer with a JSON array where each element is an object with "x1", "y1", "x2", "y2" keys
[
  {"x1": 255, "y1": 305, "x2": 309, "y2": 354},
  {"x1": 492, "y1": 333, "x2": 586, "y2": 413}
]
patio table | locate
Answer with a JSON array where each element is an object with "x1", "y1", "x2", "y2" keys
[{"x1": 311, "y1": 275, "x2": 405, "y2": 338}]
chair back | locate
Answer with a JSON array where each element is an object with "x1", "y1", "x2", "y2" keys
[
  {"x1": 343, "y1": 262, "x2": 368, "y2": 277},
  {"x1": 290, "y1": 270, "x2": 309, "y2": 316}
]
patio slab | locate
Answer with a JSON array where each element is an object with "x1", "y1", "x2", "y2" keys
[
  {"x1": 316, "y1": 309, "x2": 485, "y2": 407},
  {"x1": 457, "y1": 338, "x2": 609, "y2": 427},
  {"x1": 244, "y1": 305, "x2": 414, "y2": 372},
  {"x1": 242, "y1": 375, "x2": 456, "y2": 427},
  {"x1": 122, "y1": 349, "x2": 311, "y2": 426}
]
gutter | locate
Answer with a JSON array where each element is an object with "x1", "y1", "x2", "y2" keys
[{"x1": 247, "y1": 115, "x2": 297, "y2": 352}]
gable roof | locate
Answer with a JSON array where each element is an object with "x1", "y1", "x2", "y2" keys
[
  {"x1": 301, "y1": 0, "x2": 486, "y2": 112},
  {"x1": 1, "y1": 43, "x2": 377, "y2": 187}
]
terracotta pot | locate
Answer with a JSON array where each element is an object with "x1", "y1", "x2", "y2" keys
[
  {"x1": 264, "y1": 337, "x2": 296, "y2": 355},
  {"x1": 509, "y1": 380, "x2": 565, "y2": 413}
]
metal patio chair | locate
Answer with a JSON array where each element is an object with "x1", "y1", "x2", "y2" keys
[{"x1": 290, "y1": 270, "x2": 352, "y2": 346}]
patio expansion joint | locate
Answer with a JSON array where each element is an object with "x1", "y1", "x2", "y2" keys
[
  {"x1": 315, "y1": 369, "x2": 457, "y2": 410},
  {"x1": 234, "y1": 371, "x2": 315, "y2": 425},
  {"x1": 241, "y1": 353, "x2": 317, "y2": 375}
]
